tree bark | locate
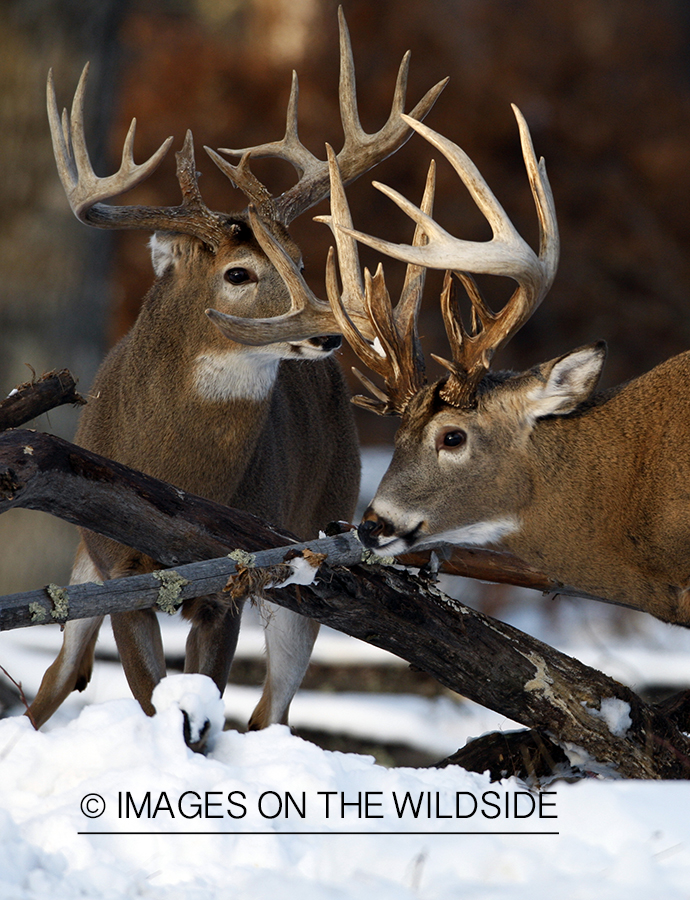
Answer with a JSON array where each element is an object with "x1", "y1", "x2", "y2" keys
[
  {"x1": 1, "y1": 427, "x2": 690, "y2": 777},
  {"x1": 0, "y1": 370, "x2": 85, "y2": 431}
]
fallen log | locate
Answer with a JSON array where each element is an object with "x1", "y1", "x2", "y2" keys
[
  {"x1": 1, "y1": 493, "x2": 690, "y2": 777},
  {"x1": 0, "y1": 369, "x2": 84, "y2": 431},
  {"x1": 2, "y1": 387, "x2": 690, "y2": 778}
]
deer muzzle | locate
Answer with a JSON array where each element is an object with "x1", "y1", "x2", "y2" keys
[{"x1": 357, "y1": 508, "x2": 425, "y2": 553}]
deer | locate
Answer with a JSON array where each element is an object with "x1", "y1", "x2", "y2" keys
[
  {"x1": 26, "y1": 10, "x2": 446, "y2": 744},
  {"x1": 239, "y1": 106, "x2": 689, "y2": 631}
]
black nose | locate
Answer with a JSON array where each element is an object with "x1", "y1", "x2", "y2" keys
[
  {"x1": 309, "y1": 334, "x2": 342, "y2": 352},
  {"x1": 357, "y1": 517, "x2": 386, "y2": 547}
]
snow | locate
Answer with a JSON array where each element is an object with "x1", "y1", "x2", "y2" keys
[
  {"x1": 2, "y1": 448, "x2": 690, "y2": 896},
  {"x1": 1, "y1": 692, "x2": 690, "y2": 899},
  {"x1": 586, "y1": 697, "x2": 633, "y2": 738}
]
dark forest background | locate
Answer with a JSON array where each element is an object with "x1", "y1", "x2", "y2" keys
[{"x1": 2, "y1": 0, "x2": 690, "y2": 591}]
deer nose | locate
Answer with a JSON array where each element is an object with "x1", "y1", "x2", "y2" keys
[
  {"x1": 357, "y1": 514, "x2": 390, "y2": 548},
  {"x1": 308, "y1": 334, "x2": 342, "y2": 352}
]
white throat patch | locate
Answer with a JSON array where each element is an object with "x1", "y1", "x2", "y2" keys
[
  {"x1": 418, "y1": 516, "x2": 519, "y2": 549},
  {"x1": 194, "y1": 351, "x2": 280, "y2": 402}
]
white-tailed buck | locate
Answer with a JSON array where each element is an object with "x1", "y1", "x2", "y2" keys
[
  {"x1": 315, "y1": 108, "x2": 690, "y2": 628},
  {"x1": 27, "y1": 11, "x2": 446, "y2": 742}
]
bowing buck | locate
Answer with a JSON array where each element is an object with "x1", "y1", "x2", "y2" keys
[
  {"x1": 28, "y1": 12, "x2": 446, "y2": 740},
  {"x1": 285, "y1": 108, "x2": 689, "y2": 628}
]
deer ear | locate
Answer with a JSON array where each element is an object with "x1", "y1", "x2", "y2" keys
[
  {"x1": 526, "y1": 342, "x2": 607, "y2": 420},
  {"x1": 149, "y1": 233, "x2": 202, "y2": 277},
  {"x1": 149, "y1": 233, "x2": 178, "y2": 276}
]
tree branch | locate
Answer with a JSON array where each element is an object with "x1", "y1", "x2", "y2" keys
[
  {"x1": 0, "y1": 370, "x2": 85, "y2": 431},
  {"x1": 2, "y1": 426, "x2": 690, "y2": 779}
]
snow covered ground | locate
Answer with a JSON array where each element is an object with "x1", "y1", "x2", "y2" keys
[{"x1": 2, "y1": 448, "x2": 690, "y2": 897}]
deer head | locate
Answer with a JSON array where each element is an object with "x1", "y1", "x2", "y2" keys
[
  {"x1": 318, "y1": 109, "x2": 690, "y2": 629},
  {"x1": 48, "y1": 10, "x2": 447, "y2": 365},
  {"x1": 321, "y1": 110, "x2": 609, "y2": 555}
]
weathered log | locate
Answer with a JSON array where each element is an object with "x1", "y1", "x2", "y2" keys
[
  {"x1": 0, "y1": 428, "x2": 299, "y2": 565},
  {"x1": 436, "y1": 687, "x2": 690, "y2": 782},
  {"x1": 435, "y1": 729, "x2": 572, "y2": 783},
  {"x1": 2, "y1": 428, "x2": 690, "y2": 778},
  {"x1": 0, "y1": 370, "x2": 84, "y2": 431},
  {"x1": 2, "y1": 528, "x2": 690, "y2": 777},
  {"x1": 0, "y1": 531, "x2": 366, "y2": 631}
]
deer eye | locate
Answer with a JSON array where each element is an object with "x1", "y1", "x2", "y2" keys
[
  {"x1": 437, "y1": 428, "x2": 467, "y2": 451},
  {"x1": 224, "y1": 267, "x2": 252, "y2": 285}
]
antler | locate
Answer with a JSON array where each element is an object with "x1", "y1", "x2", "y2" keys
[
  {"x1": 197, "y1": 9, "x2": 447, "y2": 348},
  {"x1": 48, "y1": 65, "x2": 231, "y2": 249},
  {"x1": 211, "y1": 6, "x2": 448, "y2": 226},
  {"x1": 318, "y1": 146, "x2": 434, "y2": 414},
  {"x1": 206, "y1": 204, "x2": 375, "y2": 344},
  {"x1": 340, "y1": 107, "x2": 559, "y2": 407}
]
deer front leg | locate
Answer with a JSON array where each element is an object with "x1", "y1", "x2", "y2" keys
[
  {"x1": 183, "y1": 594, "x2": 244, "y2": 692},
  {"x1": 26, "y1": 543, "x2": 105, "y2": 728},
  {"x1": 26, "y1": 615, "x2": 104, "y2": 727},
  {"x1": 248, "y1": 601, "x2": 320, "y2": 730},
  {"x1": 110, "y1": 608, "x2": 166, "y2": 716}
]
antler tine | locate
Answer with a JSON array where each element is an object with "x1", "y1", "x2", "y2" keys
[
  {"x1": 339, "y1": 107, "x2": 559, "y2": 405},
  {"x1": 394, "y1": 159, "x2": 436, "y2": 370},
  {"x1": 511, "y1": 104, "x2": 559, "y2": 286},
  {"x1": 321, "y1": 147, "x2": 429, "y2": 415},
  {"x1": 214, "y1": 6, "x2": 447, "y2": 226},
  {"x1": 333, "y1": 8, "x2": 448, "y2": 188},
  {"x1": 48, "y1": 64, "x2": 233, "y2": 247},
  {"x1": 319, "y1": 145, "x2": 393, "y2": 372},
  {"x1": 48, "y1": 64, "x2": 173, "y2": 223},
  {"x1": 204, "y1": 147, "x2": 276, "y2": 220},
  {"x1": 316, "y1": 145, "x2": 368, "y2": 334}
]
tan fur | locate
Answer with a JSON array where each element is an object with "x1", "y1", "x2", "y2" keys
[
  {"x1": 28, "y1": 221, "x2": 359, "y2": 729},
  {"x1": 361, "y1": 346, "x2": 690, "y2": 626},
  {"x1": 33, "y1": 21, "x2": 445, "y2": 733}
]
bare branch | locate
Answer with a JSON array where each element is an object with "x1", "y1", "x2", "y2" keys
[{"x1": 0, "y1": 370, "x2": 85, "y2": 432}]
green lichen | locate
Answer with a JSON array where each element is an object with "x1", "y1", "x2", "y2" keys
[
  {"x1": 228, "y1": 549, "x2": 257, "y2": 568},
  {"x1": 153, "y1": 569, "x2": 190, "y2": 615},
  {"x1": 45, "y1": 584, "x2": 69, "y2": 620},
  {"x1": 360, "y1": 548, "x2": 396, "y2": 567},
  {"x1": 29, "y1": 601, "x2": 48, "y2": 624}
]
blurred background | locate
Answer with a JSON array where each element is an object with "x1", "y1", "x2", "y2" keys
[{"x1": 2, "y1": 0, "x2": 690, "y2": 761}]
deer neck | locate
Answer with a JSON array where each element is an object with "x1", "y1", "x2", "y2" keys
[
  {"x1": 82, "y1": 286, "x2": 287, "y2": 502},
  {"x1": 192, "y1": 349, "x2": 280, "y2": 403}
]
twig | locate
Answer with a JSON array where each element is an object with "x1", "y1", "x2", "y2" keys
[{"x1": 0, "y1": 663, "x2": 37, "y2": 729}]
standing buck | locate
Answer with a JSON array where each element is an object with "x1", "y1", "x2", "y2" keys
[
  {"x1": 314, "y1": 108, "x2": 690, "y2": 627},
  {"x1": 28, "y1": 13, "x2": 445, "y2": 740}
]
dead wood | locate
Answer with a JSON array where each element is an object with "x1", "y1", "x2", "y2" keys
[
  {"x1": 1, "y1": 427, "x2": 690, "y2": 778},
  {"x1": 0, "y1": 370, "x2": 84, "y2": 431}
]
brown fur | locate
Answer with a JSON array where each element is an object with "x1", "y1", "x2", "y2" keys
[
  {"x1": 362, "y1": 346, "x2": 690, "y2": 626},
  {"x1": 28, "y1": 222, "x2": 359, "y2": 728}
]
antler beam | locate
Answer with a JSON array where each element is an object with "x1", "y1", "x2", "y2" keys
[
  {"x1": 214, "y1": 6, "x2": 448, "y2": 226},
  {"x1": 48, "y1": 66, "x2": 230, "y2": 248},
  {"x1": 339, "y1": 107, "x2": 559, "y2": 406}
]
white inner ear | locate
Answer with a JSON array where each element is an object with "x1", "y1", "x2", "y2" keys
[
  {"x1": 149, "y1": 233, "x2": 176, "y2": 277},
  {"x1": 527, "y1": 347, "x2": 604, "y2": 420}
]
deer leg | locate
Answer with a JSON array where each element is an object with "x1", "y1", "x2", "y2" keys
[
  {"x1": 26, "y1": 615, "x2": 104, "y2": 728},
  {"x1": 26, "y1": 543, "x2": 105, "y2": 728},
  {"x1": 110, "y1": 609, "x2": 166, "y2": 716},
  {"x1": 183, "y1": 595, "x2": 244, "y2": 693},
  {"x1": 248, "y1": 601, "x2": 320, "y2": 730}
]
